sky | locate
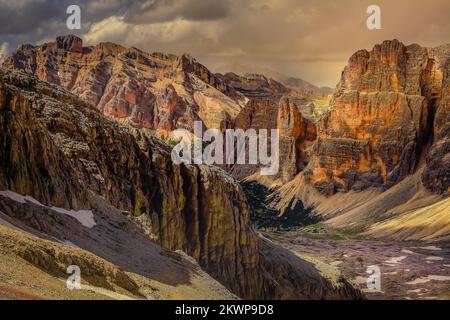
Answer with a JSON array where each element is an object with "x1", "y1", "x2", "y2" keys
[{"x1": 0, "y1": 0, "x2": 449, "y2": 87}]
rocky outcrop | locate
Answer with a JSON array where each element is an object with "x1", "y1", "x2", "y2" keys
[
  {"x1": 277, "y1": 98, "x2": 317, "y2": 181},
  {"x1": 0, "y1": 68, "x2": 255, "y2": 298},
  {"x1": 303, "y1": 40, "x2": 449, "y2": 194},
  {"x1": 0, "y1": 68, "x2": 361, "y2": 299},
  {"x1": 3, "y1": 36, "x2": 324, "y2": 184}
]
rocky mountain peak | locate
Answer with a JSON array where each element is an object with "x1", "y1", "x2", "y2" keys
[
  {"x1": 302, "y1": 40, "x2": 450, "y2": 195},
  {"x1": 56, "y1": 34, "x2": 83, "y2": 53}
]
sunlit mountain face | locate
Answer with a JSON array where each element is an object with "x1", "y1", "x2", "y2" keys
[{"x1": 0, "y1": 0, "x2": 449, "y2": 303}]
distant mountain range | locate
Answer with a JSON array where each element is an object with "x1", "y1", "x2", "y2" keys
[{"x1": 215, "y1": 63, "x2": 334, "y2": 99}]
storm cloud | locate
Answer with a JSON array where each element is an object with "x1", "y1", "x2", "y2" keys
[{"x1": 0, "y1": 0, "x2": 449, "y2": 87}]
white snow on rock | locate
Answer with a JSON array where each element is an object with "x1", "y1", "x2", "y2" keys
[
  {"x1": 0, "y1": 190, "x2": 96, "y2": 228},
  {"x1": 406, "y1": 275, "x2": 450, "y2": 285},
  {"x1": 49, "y1": 206, "x2": 96, "y2": 229},
  {"x1": 418, "y1": 246, "x2": 442, "y2": 251}
]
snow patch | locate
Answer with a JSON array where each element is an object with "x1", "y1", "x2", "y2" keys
[
  {"x1": 0, "y1": 190, "x2": 42, "y2": 205},
  {"x1": 49, "y1": 206, "x2": 96, "y2": 229},
  {"x1": 0, "y1": 190, "x2": 95, "y2": 228},
  {"x1": 406, "y1": 275, "x2": 450, "y2": 285},
  {"x1": 407, "y1": 289, "x2": 422, "y2": 294}
]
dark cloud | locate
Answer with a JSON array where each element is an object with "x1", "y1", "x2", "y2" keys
[
  {"x1": 0, "y1": 0, "x2": 449, "y2": 86},
  {"x1": 123, "y1": 0, "x2": 232, "y2": 24},
  {"x1": 0, "y1": 0, "x2": 65, "y2": 34}
]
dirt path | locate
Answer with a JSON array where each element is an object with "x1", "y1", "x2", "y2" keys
[{"x1": 263, "y1": 231, "x2": 450, "y2": 300}]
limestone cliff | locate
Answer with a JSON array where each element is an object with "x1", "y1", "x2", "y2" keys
[
  {"x1": 3, "y1": 36, "x2": 321, "y2": 184},
  {"x1": 304, "y1": 40, "x2": 449, "y2": 194}
]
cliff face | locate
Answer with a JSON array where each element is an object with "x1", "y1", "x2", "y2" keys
[
  {"x1": 304, "y1": 40, "x2": 449, "y2": 194},
  {"x1": 423, "y1": 46, "x2": 450, "y2": 194},
  {"x1": 231, "y1": 97, "x2": 316, "y2": 183},
  {"x1": 0, "y1": 68, "x2": 361, "y2": 299}
]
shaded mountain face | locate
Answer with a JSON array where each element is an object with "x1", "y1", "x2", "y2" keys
[
  {"x1": 0, "y1": 67, "x2": 362, "y2": 299},
  {"x1": 423, "y1": 50, "x2": 450, "y2": 194},
  {"x1": 303, "y1": 40, "x2": 450, "y2": 195},
  {"x1": 231, "y1": 97, "x2": 317, "y2": 183}
]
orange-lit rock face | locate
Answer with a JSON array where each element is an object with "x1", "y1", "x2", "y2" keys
[
  {"x1": 3, "y1": 35, "x2": 245, "y2": 134},
  {"x1": 305, "y1": 40, "x2": 449, "y2": 194}
]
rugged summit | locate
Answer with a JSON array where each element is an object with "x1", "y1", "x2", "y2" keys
[
  {"x1": 304, "y1": 40, "x2": 449, "y2": 194},
  {"x1": 266, "y1": 40, "x2": 449, "y2": 241},
  {"x1": 3, "y1": 35, "x2": 245, "y2": 134},
  {"x1": 215, "y1": 63, "x2": 333, "y2": 99}
]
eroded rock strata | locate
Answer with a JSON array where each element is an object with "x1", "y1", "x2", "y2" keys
[{"x1": 422, "y1": 47, "x2": 450, "y2": 195}]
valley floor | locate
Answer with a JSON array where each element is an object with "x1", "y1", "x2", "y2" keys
[{"x1": 263, "y1": 230, "x2": 450, "y2": 300}]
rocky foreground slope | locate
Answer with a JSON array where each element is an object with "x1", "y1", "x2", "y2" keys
[{"x1": 0, "y1": 67, "x2": 361, "y2": 299}]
